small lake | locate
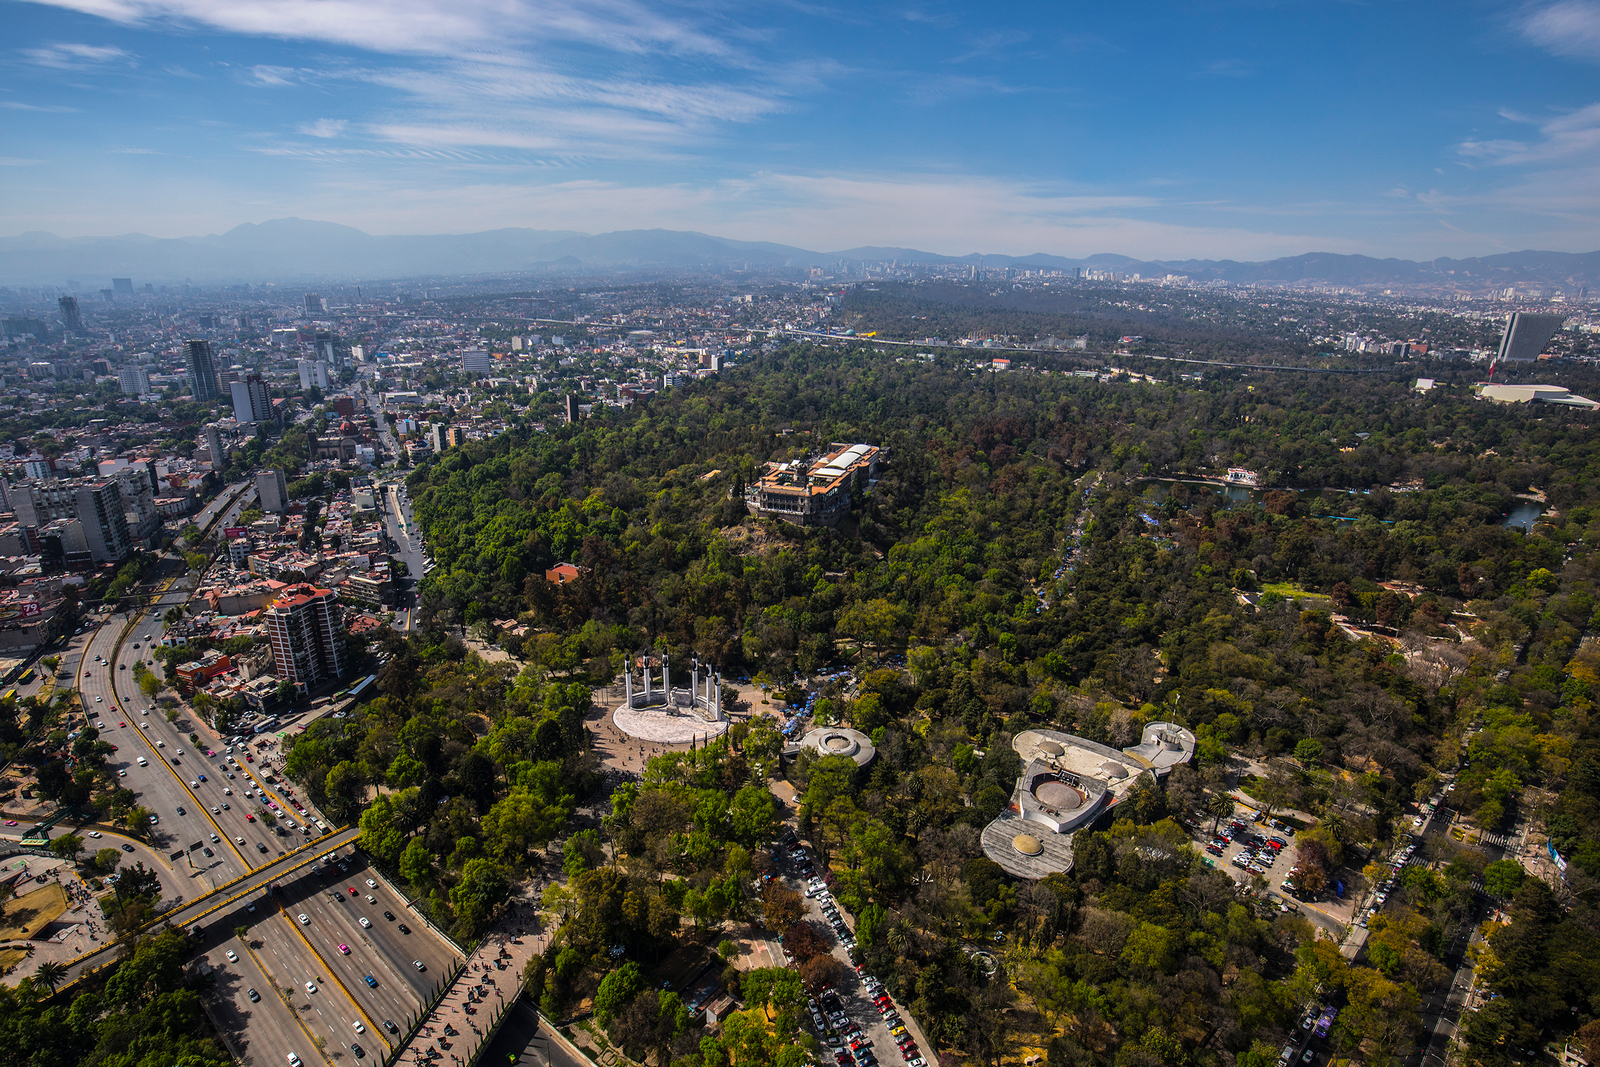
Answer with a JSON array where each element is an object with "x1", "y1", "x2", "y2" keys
[{"x1": 1503, "y1": 500, "x2": 1546, "y2": 531}]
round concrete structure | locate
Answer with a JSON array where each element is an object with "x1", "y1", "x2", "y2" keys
[
  {"x1": 613, "y1": 704, "x2": 730, "y2": 745},
  {"x1": 799, "y1": 726, "x2": 876, "y2": 767}
]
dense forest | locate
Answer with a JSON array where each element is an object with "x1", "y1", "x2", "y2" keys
[{"x1": 274, "y1": 343, "x2": 1600, "y2": 1067}]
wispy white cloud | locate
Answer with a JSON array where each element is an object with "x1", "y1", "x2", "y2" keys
[
  {"x1": 21, "y1": 42, "x2": 133, "y2": 69},
  {"x1": 300, "y1": 118, "x2": 348, "y2": 138},
  {"x1": 0, "y1": 100, "x2": 79, "y2": 111},
  {"x1": 951, "y1": 28, "x2": 1031, "y2": 63},
  {"x1": 1522, "y1": 0, "x2": 1600, "y2": 61},
  {"x1": 244, "y1": 64, "x2": 301, "y2": 86},
  {"x1": 20, "y1": 0, "x2": 733, "y2": 58},
  {"x1": 1457, "y1": 101, "x2": 1600, "y2": 164},
  {"x1": 1204, "y1": 58, "x2": 1254, "y2": 78}
]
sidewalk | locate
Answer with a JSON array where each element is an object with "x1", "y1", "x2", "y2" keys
[{"x1": 394, "y1": 899, "x2": 553, "y2": 1067}]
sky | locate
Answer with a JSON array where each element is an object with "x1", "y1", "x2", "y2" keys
[{"x1": 3, "y1": 0, "x2": 1600, "y2": 260}]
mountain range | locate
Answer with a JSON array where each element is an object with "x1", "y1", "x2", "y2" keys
[{"x1": 1, "y1": 218, "x2": 1597, "y2": 292}]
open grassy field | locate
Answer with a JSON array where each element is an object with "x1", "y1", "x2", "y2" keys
[
  {"x1": 0, "y1": 882, "x2": 68, "y2": 940},
  {"x1": 1260, "y1": 581, "x2": 1331, "y2": 603}
]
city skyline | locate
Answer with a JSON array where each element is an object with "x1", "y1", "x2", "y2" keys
[{"x1": 3, "y1": 1, "x2": 1600, "y2": 260}]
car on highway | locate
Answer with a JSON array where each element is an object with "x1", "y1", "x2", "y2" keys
[
  {"x1": 226, "y1": 950, "x2": 238, "y2": 962},
  {"x1": 413, "y1": 960, "x2": 426, "y2": 971},
  {"x1": 140, "y1": 722, "x2": 148, "y2": 729},
  {"x1": 383, "y1": 910, "x2": 395, "y2": 921},
  {"x1": 304, "y1": 981, "x2": 317, "y2": 994},
  {"x1": 397, "y1": 923, "x2": 411, "y2": 934},
  {"x1": 338, "y1": 944, "x2": 350, "y2": 954},
  {"x1": 256, "y1": 843, "x2": 268, "y2": 853},
  {"x1": 364, "y1": 975, "x2": 378, "y2": 988},
  {"x1": 212, "y1": 806, "x2": 220, "y2": 814},
  {"x1": 120, "y1": 843, "x2": 134, "y2": 852},
  {"x1": 246, "y1": 813, "x2": 255, "y2": 821},
  {"x1": 118, "y1": 721, "x2": 125, "y2": 728},
  {"x1": 149, "y1": 814, "x2": 159, "y2": 824},
  {"x1": 175, "y1": 807, "x2": 185, "y2": 816},
  {"x1": 366, "y1": 878, "x2": 376, "y2": 888},
  {"x1": 298, "y1": 913, "x2": 309, "y2": 924},
  {"x1": 359, "y1": 917, "x2": 371, "y2": 928},
  {"x1": 202, "y1": 847, "x2": 214, "y2": 857},
  {"x1": 247, "y1": 988, "x2": 260, "y2": 1002},
  {"x1": 87, "y1": 830, "x2": 101, "y2": 838},
  {"x1": 350, "y1": 1044, "x2": 364, "y2": 1059},
  {"x1": 95, "y1": 696, "x2": 102, "y2": 702},
  {"x1": 288, "y1": 1055, "x2": 301, "y2": 1067}
]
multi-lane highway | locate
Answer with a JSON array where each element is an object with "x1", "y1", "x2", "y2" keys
[
  {"x1": 187, "y1": 845, "x2": 462, "y2": 1065},
  {"x1": 64, "y1": 477, "x2": 464, "y2": 1065},
  {"x1": 81, "y1": 482, "x2": 279, "y2": 894}
]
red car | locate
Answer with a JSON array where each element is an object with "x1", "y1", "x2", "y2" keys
[{"x1": 245, "y1": 813, "x2": 255, "y2": 821}]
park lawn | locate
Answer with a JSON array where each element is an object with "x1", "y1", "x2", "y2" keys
[
  {"x1": 0, "y1": 882, "x2": 68, "y2": 940},
  {"x1": 1259, "y1": 581, "x2": 1331, "y2": 603},
  {"x1": 0, "y1": 947, "x2": 26, "y2": 976}
]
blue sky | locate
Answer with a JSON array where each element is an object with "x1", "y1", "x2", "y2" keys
[{"x1": 3, "y1": 0, "x2": 1600, "y2": 259}]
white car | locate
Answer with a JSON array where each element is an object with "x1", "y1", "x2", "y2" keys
[
  {"x1": 366, "y1": 878, "x2": 376, "y2": 888},
  {"x1": 353, "y1": 1021, "x2": 366, "y2": 1034},
  {"x1": 236, "y1": 836, "x2": 246, "y2": 845},
  {"x1": 140, "y1": 722, "x2": 148, "y2": 729},
  {"x1": 210, "y1": 833, "x2": 219, "y2": 842},
  {"x1": 226, "y1": 950, "x2": 239, "y2": 962},
  {"x1": 96, "y1": 696, "x2": 102, "y2": 702},
  {"x1": 288, "y1": 1056, "x2": 302, "y2": 1067},
  {"x1": 87, "y1": 831, "x2": 101, "y2": 838},
  {"x1": 298, "y1": 914, "x2": 310, "y2": 924},
  {"x1": 156, "y1": 740, "x2": 164, "y2": 748},
  {"x1": 359, "y1": 917, "x2": 371, "y2": 928},
  {"x1": 304, "y1": 981, "x2": 317, "y2": 994}
]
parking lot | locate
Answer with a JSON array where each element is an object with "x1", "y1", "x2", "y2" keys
[{"x1": 772, "y1": 837, "x2": 931, "y2": 1067}]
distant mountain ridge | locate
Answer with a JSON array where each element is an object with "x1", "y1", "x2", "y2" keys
[{"x1": 1, "y1": 218, "x2": 1597, "y2": 290}]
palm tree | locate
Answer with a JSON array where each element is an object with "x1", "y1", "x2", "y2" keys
[
  {"x1": 1207, "y1": 791, "x2": 1235, "y2": 835},
  {"x1": 33, "y1": 961, "x2": 66, "y2": 993}
]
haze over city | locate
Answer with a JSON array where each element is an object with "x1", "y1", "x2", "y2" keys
[{"x1": 4, "y1": 0, "x2": 1600, "y2": 261}]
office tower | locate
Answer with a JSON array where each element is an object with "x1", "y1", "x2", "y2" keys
[
  {"x1": 0, "y1": 476, "x2": 9, "y2": 513},
  {"x1": 185, "y1": 339, "x2": 220, "y2": 400},
  {"x1": 118, "y1": 365, "x2": 150, "y2": 395},
  {"x1": 428, "y1": 424, "x2": 446, "y2": 452},
  {"x1": 76, "y1": 481, "x2": 131, "y2": 562},
  {"x1": 58, "y1": 295, "x2": 82, "y2": 333},
  {"x1": 565, "y1": 394, "x2": 578, "y2": 423},
  {"x1": 112, "y1": 278, "x2": 134, "y2": 296},
  {"x1": 265, "y1": 584, "x2": 347, "y2": 688},
  {"x1": 1497, "y1": 312, "x2": 1566, "y2": 362},
  {"x1": 460, "y1": 349, "x2": 492, "y2": 376},
  {"x1": 204, "y1": 424, "x2": 225, "y2": 471},
  {"x1": 256, "y1": 469, "x2": 289, "y2": 514},
  {"x1": 298, "y1": 358, "x2": 330, "y2": 391},
  {"x1": 303, "y1": 292, "x2": 325, "y2": 316},
  {"x1": 230, "y1": 374, "x2": 274, "y2": 425}
]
